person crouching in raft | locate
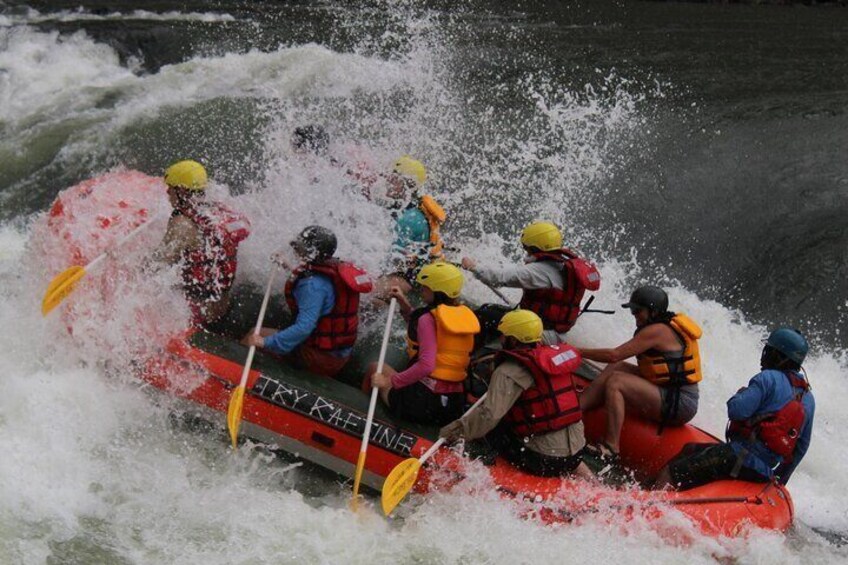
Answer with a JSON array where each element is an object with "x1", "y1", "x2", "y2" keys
[
  {"x1": 242, "y1": 226, "x2": 372, "y2": 378},
  {"x1": 655, "y1": 328, "x2": 815, "y2": 490},
  {"x1": 368, "y1": 262, "x2": 480, "y2": 425},
  {"x1": 152, "y1": 160, "x2": 250, "y2": 327},
  {"x1": 461, "y1": 221, "x2": 601, "y2": 344},
  {"x1": 374, "y1": 156, "x2": 447, "y2": 300},
  {"x1": 578, "y1": 286, "x2": 702, "y2": 471},
  {"x1": 440, "y1": 310, "x2": 594, "y2": 479}
]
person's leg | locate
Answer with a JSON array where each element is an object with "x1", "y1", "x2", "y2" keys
[
  {"x1": 573, "y1": 462, "x2": 595, "y2": 480},
  {"x1": 654, "y1": 443, "x2": 739, "y2": 491},
  {"x1": 297, "y1": 346, "x2": 350, "y2": 378},
  {"x1": 603, "y1": 372, "x2": 663, "y2": 452},
  {"x1": 579, "y1": 362, "x2": 618, "y2": 412}
]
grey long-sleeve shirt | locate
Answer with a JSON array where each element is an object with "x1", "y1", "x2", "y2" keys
[{"x1": 474, "y1": 261, "x2": 569, "y2": 344}]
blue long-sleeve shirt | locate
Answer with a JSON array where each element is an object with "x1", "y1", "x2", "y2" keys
[
  {"x1": 264, "y1": 274, "x2": 344, "y2": 355},
  {"x1": 726, "y1": 369, "x2": 815, "y2": 484}
]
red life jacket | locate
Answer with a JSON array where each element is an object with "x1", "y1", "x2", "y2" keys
[
  {"x1": 284, "y1": 260, "x2": 373, "y2": 351},
  {"x1": 727, "y1": 371, "x2": 810, "y2": 461},
  {"x1": 500, "y1": 343, "x2": 583, "y2": 438},
  {"x1": 518, "y1": 249, "x2": 601, "y2": 333},
  {"x1": 178, "y1": 201, "x2": 250, "y2": 301}
]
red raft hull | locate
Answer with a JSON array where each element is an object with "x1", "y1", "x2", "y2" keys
[{"x1": 137, "y1": 331, "x2": 793, "y2": 539}]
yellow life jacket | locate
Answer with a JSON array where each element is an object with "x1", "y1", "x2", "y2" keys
[
  {"x1": 419, "y1": 195, "x2": 446, "y2": 259},
  {"x1": 406, "y1": 304, "x2": 480, "y2": 382},
  {"x1": 636, "y1": 313, "x2": 703, "y2": 386}
]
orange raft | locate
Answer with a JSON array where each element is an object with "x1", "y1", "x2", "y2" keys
[
  {"x1": 132, "y1": 327, "x2": 793, "y2": 540},
  {"x1": 38, "y1": 171, "x2": 794, "y2": 541}
]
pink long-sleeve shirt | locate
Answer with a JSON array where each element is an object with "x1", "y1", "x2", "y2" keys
[{"x1": 391, "y1": 312, "x2": 464, "y2": 394}]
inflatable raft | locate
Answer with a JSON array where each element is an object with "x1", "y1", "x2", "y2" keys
[{"x1": 37, "y1": 171, "x2": 795, "y2": 540}]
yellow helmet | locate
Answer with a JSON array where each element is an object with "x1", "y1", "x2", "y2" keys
[
  {"x1": 415, "y1": 262, "x2": 464, "y2": 298},
  {"x1": 520, "y1": 221, "x2": 562, "y2": 252},
  {"x1": 393, "y1": 155, "x2": 427, "y2": 185},
  {"x1": 497, "y1": 309, "x2": 543, "y2": 343},
  {"x1": 164, "y1": 160, "x2": 208, "y2": 191}
]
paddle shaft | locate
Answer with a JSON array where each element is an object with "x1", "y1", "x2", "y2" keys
[
  {"x1": 418, "y1": 392, "x2": 488, "y2": 465},
  {"x1": 352, "y1": 297, "x2": 397, "y2": 507},
  {"x1": 442, "y1": 246, "x2": 510, "y2": 306},
  {"x1": 88, "y1": 214, "x2": 162, "y2": 271},
  {"x1": 235, "y1": 266, "x2": 278, "y2": 391},
  {"x1": 476, "y1": 276, "x2": 510, "y2": 306}
]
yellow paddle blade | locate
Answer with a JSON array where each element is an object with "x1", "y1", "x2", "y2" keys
[
  {"x1": 41, "y1": 266, "x2": 86, "y2": 316},
  {"x1": 226, "y1": 385, "x2": 246, "y2": 450},
  {"x1": 381, "y1": 457, "x2": 422, "y2": 516}
]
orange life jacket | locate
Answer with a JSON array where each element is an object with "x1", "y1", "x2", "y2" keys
[
  {"x1": 500, "y1": 343, "x2": 583, "y2": 437},
  {"x1": 636, "y1": 313, "x2": 703, "y2": 386},
  {"x1": 406, "y1": 304, "x2": 480, "y2": 382},
  {"x1": 419, "y1": 195, "x2": 446, "y2": 259},
  {"x1": 285, "y1": 260, "x2": 373, "y2": 351}
]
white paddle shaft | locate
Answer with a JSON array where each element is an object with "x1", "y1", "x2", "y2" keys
[
  {"x1": 419, "y1": 392, "x2": 489, "y2": 465},
  {"x1": 87, "y1": 214, "x2": 162, "y2": 272},
  {"x1": 358, "y1": 298, "x2": 397, "y2": 457},
  {"x1": 235, "y1": 266, "x2": 278, "y2": 390}
]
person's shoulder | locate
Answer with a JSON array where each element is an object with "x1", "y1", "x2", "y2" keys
[
  {"x1": 749, "y1": 369, "x2": 783, "y2": 387},
  {"x1": 168, "y1": 215, "x2": 200, "y2": 239},
  {"x1": 639, "y1": 323, "x2": 669, "y2": 338},
  {"x1": 297, "y1": 272, "x2": 333, "y2": 291},
  {"x1": 170, "y1": 214, "x2": 196, "y2": 230},
  {"x1": 494, "y1": 358, "x2": 533, "y2": 386}
]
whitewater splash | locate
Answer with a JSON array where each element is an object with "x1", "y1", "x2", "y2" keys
[{"x1": 1, "y1": 4, "x2": 847, "y2": 563}]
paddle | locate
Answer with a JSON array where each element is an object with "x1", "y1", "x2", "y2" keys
[
  {"x1": 351, "y1": 296, "x2": 397, "y2": 512},
  {"x1": 458, "y1": 266, "x2": 511, "y2": 306},
  {"x1": 226, "y1": 266, "x2": 278, "y2": 450},
  {"x1": 381, "y1": 392, "x2": 488, "y2": 516},
  {"x1": 41, "y1": 216, "x2": 161, "y2": 315}
]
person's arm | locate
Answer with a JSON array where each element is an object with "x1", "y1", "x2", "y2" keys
[
  {"x1": 262, "y1": 277, "x2": 331, "y2": 355},
  {"x1": 390, "y1": 314, "x2": 437, "y2": 388},
  {"x1": 579, "y1": 325, "x2": 664, "y2": 364},
  {"x1": 455, "y1": 363, "x2": 527, "y2": 440},
  {"x1": 151, "y1": 216, "x2": 200, "y2": 264},
  {"x1": 470, "y1": 261, "x2": 552, "y2": 290},
  {"x1": 726, "y1": 373, "x2": 768, "y2": 421},
  {"x1": 778, "y1": 395, "x2": 815, "y2": 484},
  {"x1": 388, "y1": 286, "x2": 413, "y2": 321}
]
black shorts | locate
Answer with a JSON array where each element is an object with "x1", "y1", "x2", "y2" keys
[
  {"x1": 667, "y1": 442, "x2": 769, "y2": 491},
  {"x1": 387, "y1": 382, "x2": 464, "y2": 426},
  {"x1": 489, "y1": 427, "x2": 583, "y2": 478}
]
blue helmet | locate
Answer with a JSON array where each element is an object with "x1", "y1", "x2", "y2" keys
[{"x1": 765, "y1": 327, "x2": 808, "y2": 366}]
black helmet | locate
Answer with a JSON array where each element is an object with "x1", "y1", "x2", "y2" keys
[
  {"x1": 291, "y1": 225, "x2": 337, "y2": 261},
  {"x1": 292, "y1": 125, "x2": 329, "y2": 155},
  {"x1": 621, "y1": 285, "x2": 669, "y2": 313}
]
